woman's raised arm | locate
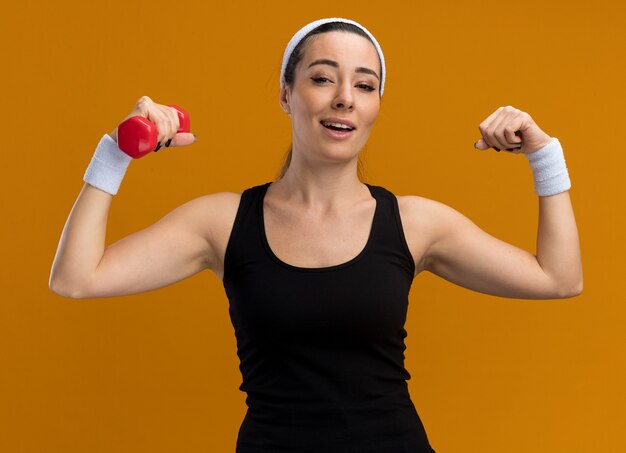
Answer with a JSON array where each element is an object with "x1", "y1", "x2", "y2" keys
[
  {"x1": 49, "y1": 96, "x2": 212, "y2": 298},
  {"x1": 50, "y1": 187, "x2": 239, "y2": 298},
  {"x1": 406, "y1": 106, "x2": 583, "y2": 299},
  {"x1": 405, "y1": 190, "x2": 582, "y2": 299}
]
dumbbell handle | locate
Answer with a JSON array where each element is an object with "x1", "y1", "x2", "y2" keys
[{"x1": 117, "y1": 104, "x2": 190, "y2": 159}]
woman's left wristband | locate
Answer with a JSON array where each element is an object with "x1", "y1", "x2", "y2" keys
[{"x1": 525, "y1": 137, "x2": 571, "y2": 196}]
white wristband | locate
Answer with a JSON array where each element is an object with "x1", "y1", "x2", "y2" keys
[
  {"x1": 83, "y1": 134, "x2": 132, "y2": 195},
  {"x1": 524, "y1": 137, "x2": 571, "y2": 196}
]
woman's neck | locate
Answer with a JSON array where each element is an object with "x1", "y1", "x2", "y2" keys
[{"x1": 270, "y1": 165, "x2": 368, "y2": 212}]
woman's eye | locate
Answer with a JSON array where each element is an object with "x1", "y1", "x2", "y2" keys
[{"x1": 311, "y1": 77, "x2": 375, "y2": 92}]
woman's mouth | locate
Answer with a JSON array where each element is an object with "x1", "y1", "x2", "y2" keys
[{"x1": 320, "y1": 120, "x2": 355, "y2": 140}]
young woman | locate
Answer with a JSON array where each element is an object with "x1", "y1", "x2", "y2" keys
[{"x1": 49, "y1": 17, "x2": 582, "y2": 453}]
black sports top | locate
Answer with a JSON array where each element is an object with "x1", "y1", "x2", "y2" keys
[{"x1": 222, "y1": 181, "x2": 436, "y2": 452}]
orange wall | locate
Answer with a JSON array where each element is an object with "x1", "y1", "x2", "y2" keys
[{"x1": 2, "y1": 0, "x2": 623, "y2": 451}]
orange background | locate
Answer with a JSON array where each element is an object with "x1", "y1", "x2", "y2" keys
[{"x1": 2, "y1": 0, "x2": 624, "y2": 451}]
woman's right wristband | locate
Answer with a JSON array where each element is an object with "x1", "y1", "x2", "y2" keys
[{"x1": 83, "y1": 133, "x2": 132, "y2": 195}]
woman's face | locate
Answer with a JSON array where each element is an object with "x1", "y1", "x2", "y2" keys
[{"x1": 280, "y1": 31, "x2": 381, "y2": 168}]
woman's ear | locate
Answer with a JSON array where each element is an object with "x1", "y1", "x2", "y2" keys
[{"x1": 279, "y1": 85, "x2": 291, "y2": 115}]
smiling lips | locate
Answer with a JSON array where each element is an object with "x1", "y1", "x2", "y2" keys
[
  {"x1": 320, "y1": 118, "x2": 356, "y2": 130},
  {"x1": 320, "y1": 118, "x2": 356, "y2": 140}
]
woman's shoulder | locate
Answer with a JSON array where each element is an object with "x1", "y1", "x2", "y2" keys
[
  {"x1": 176, "y1": 191, "x2": 243, "y2": 279},
  {"x1": 395, "y1": 194, "x2": 464, "y2": 275},
  {"x1": 396, "y1": 193, "x2": 466, "y2": 233},
  {"x1": 396, "y1": 193, "x2": 441, "y2": 215},
  {"x1": 191, "y1": 180, "x2": 271, "y2": 225},
  {"x1": 171, "y1": 191, "x2": 241, "y2": 244},
  {"x1": 196, "y1": 190, "x2": 243, "y2": 205},
  {"x1": 190, "y1": 191, "x2": 243, "y2": 234},
  {"x1": 186, "y1": 191, "x2": 242, "y2": 215}
]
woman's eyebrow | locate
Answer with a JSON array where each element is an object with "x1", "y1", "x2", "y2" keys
[{"x1": 307, "y1": 58, "x2": 380, "y2": 80}]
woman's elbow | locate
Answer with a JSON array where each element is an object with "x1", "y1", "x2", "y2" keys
[
  {"x1": 557, "y1": 279, "x2": 583, "y2": 298},
  {"x1": 49, "y1": 281, "x2": 86, "y2": 299}
]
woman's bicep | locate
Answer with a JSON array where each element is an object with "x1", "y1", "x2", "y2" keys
[
  {"x1": 76, "y1": 195, "x2": 221, "y2": 299},
  {"x1": 420, "y1": 198, "x2": 563, "y2": 299}
]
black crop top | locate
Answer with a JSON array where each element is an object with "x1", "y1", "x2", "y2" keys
[{"x1": 222, "y1": 181, "x2": 436, "y2": 452}]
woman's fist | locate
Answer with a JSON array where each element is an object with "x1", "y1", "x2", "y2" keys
[
  {"x1": 474, "y1": 106, "x2": 552, "y2": 154},
  {"x1": 110, "y1": 96, "x2": 196, "y2": 150}
]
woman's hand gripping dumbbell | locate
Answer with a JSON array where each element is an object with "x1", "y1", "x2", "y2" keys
[
  {"x1": 83, "y1": 96, "x2": 197, "y2": 195},
  {"x1": 111, "y1": 96, "x2": 196, "y2": 158}
]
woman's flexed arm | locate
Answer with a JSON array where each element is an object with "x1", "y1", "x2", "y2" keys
[
  {"x1": 414, "y1": 106, "x2": 582, "y2": 299},
  {"x1": 415, "y1": 191, "x2": 582, "y2": 299},
  {"x1": 49, "y1": 96, "x2": 198, "y2": 297},
  {"x1": 475, "y1": 105, "x2": 582, "y2": 295}
]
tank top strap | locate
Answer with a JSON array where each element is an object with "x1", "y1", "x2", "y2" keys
[
  {"x1": 222, "y1": 182, "x2": 270, "y2": 284},
  {"x1": 365, "y1": 184, "x2": 416, "y2": 279}
]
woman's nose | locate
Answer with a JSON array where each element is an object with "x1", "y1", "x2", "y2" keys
[{"x1": 332, "y1": 84, "x2": 354, "y2": 110}]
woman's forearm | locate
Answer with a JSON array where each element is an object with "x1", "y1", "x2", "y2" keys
[
  {"x1": 536, "y1": 190, "x2": 583, "y2": 295},
  {"x1": 49, "y1": 182, "x2": 113, "y2": 297}
]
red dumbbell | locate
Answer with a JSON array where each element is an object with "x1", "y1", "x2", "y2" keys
[{"x1": 117, "y1": 104, "x2": 190, "y2": 159}]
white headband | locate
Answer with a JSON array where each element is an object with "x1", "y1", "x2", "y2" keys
[{"x1": 279, "y1": 17, "x2": 386, "y2": 97}]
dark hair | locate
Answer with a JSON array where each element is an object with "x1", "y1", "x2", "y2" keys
[{"x1": 276, "y1": 22, "x2": 382, "y2": 181}]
